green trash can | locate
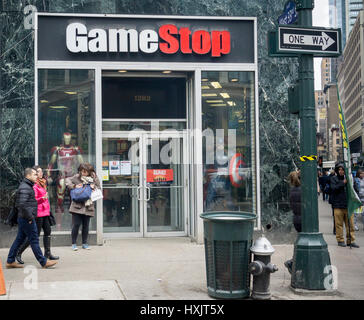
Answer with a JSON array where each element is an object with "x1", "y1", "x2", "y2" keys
[{"x1": 200, "y1": 211, "x2": 256, "y2": 299}]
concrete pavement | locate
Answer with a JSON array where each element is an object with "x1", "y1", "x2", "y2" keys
[{"x1": 1, "y1": 197, "x2": 364, "y2": 300}]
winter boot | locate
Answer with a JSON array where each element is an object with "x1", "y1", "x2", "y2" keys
[
  {"x1": 16, "y1": 240, "x2": 30, "y2": 264},
  {"x1": 43, "y1": 236, "x2": 59, "y2": 260}
]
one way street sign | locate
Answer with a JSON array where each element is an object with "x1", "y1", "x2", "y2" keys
[{"x1": 277, "y1": 26, "x2": 341, "y2": 56}]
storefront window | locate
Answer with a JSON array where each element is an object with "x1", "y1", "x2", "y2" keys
[
  {"x1": 38, "y1": 69, "x2": 96, "y2": 232},
  {"x1": 202, "y1": 71, "x2": 255, "y2": 213}
]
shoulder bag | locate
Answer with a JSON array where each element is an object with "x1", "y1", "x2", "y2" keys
[
  {"x1": 70, "y1": 184, "x2": 92, "y2": 203},
  {"x1": 49, "y1": 211, "x2": 56, "y2": 226}
]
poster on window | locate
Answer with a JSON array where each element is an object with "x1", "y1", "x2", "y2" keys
[
  {"x1": 147, "y1": 169, "x2": 174, "y2": 185},
  {"x1": 109, "y1": 161, "x2": 121, "y2": 175},
  {"x1": 120, "y1": 161, "x2": 131, "y2": 175},
  {"x1": 102, "y1": 161, "x2": 109, "y2": 181}
]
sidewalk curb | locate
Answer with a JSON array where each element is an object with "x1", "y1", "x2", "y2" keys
[{"x1": 289, "y1": 286, "x2": 343, "y2": 297}]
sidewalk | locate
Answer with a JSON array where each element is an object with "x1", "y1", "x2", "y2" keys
[{"x1": 1, "y1": 198, "x2": 364, "y2": 300}]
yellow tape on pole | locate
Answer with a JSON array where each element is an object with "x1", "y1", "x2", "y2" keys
[{"x1": 300, "y1": 155, "x2": 318, "y2": 162}]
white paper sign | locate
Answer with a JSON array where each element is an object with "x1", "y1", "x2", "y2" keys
[
  {"x1": 120, "y1": 161, "x2": 131, "y2": 175},
  {"x1": 109, "y1": 161, "x2": 120, "y2": 175}
]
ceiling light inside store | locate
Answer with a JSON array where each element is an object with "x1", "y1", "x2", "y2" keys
[
  {"x1": 227, "y1": 101, "x2": 236, "y2": 106},
  {"x1": 202, "y1": 78, "x2": 208, "y2": 81},
  {"x1": 201, "y1": 86, "x2": 210, "y2": 89},
  {"x1": 210, "y1": 82, "x2": 222, "y2": 89},
  {"x1": 162, "y1": 70, "x2": 172, "y2": 74},
  {"x1": 231, "y1": 78, "x2": 239, "y2": 82},
  {"x1": 64, "y1": 91, "x2": 77, "y2": 95},
  {"x1": 118, "y1": 70, "x2": 127, "y2": 73},
  {"x1": 220, "y1": 92, "x2": 230, "y2": 98},
  {"x1": 40, "y1": 100, "x2": 49, "y2": 103},
  {"x1": 202, "y1": 93, "x2": 217, "y2": 97},
  {"x1": 206, "y1": 100, "x2": 224, "y2": 103},
  {"x1": 49, "y1": 106, "x2": 68, "y2": 109},
  {"x1": 211, "y1": 104, "x2": 227, "y2": 107}
]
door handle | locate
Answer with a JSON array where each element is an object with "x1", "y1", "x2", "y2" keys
[
  {"x1": 137, "y1": 186, "x2": 142, "y2": 201},
  {"x1": 146, "y1": 186, "x2": 150, "y2": 201}
]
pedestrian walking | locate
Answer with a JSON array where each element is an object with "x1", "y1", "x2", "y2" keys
[
  {"x1": 330, "y1": 163, "x2": 359, "y2": 248},
  {"x1": 353, "y1": 169, "x2": 364, "y2": 231},
  {"x1": 66, "y1": 163, "x2": 100, "y2": 251},
  {"x1": 284, "y1": 170, "x2": 301, "y2": 274},
  {"x1": 6, "y1": 168, "x2": 58, "y2": 269},
  {"x1": 15, "y1": 166, "x2": 59, "y2": 264},
  {"x1": 328, "y1": 169, "x2": 336, "y2": 235},
  {"x1": 318, "y1": 171, "x2": 326, "y2": 201}
]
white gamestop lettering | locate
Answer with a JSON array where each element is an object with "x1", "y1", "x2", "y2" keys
[{"x1": 66, "y1": 22, "x2": 231, "y2": 57}]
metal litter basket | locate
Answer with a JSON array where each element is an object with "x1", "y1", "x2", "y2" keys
[{"x1": 200, "y1": 211, "x2": 256, "y2": 299}]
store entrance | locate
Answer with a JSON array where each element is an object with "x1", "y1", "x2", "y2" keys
[
  {"x1": 102, "y1": 132, "x2": 187, "y2": 236},
  {"x1": 101, "y1": 71, "x2": 189, "y2": 237}
]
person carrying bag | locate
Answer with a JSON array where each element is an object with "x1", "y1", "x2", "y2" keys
[{"x1": 66, "y1": 163, "x2": 100, "y2": 251}]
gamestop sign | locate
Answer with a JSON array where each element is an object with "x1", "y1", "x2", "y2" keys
[
  {"x1": 37, "y1": 15, "x2": 255, "y2": 63},
  {"x1": 66, "y1": 23, "x2": 231, "y2": 57}
]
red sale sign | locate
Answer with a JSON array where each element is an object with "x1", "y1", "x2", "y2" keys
[{"x1": 147, "y1": 169, "x2": 174, "y2": 183}]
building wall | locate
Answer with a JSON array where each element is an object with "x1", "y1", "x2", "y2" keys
[
  {"x1": 315, "y1": 90, "x2": 327, "y2": 160},
  {"x1": 324, "y1": 84, "x2": 341, "y2": 161},
  {"x1": 321, "y1": 58, "x2": 331, "y2": 89},
  {"x1": 346, "y1": 0, "x2": 363, "y2": 39},
  {"x1": 338, "y1": 10, "x2": 364, "y2": 157},
  {"x1": 0, "y1": 0, "x2": 300, "y2": 247},
  {"x1": 330, "y1": 0, "x2": 347, "y2": 46}
]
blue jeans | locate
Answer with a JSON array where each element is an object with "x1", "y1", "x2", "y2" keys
[{"x1": 7, "y1": 217, "x2": 47, "y2": 266}]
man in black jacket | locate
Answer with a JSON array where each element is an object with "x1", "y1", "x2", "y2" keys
[
  {"x1": 330, "y1": 163, "x2": 359, "y2": 248},
  {"x1": 6, "y1": 168, "x2": 58, "y2": 268}
]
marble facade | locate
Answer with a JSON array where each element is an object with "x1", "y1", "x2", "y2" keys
[{"x1": 0, "y1": 0, "x2": 300, "y2": 246}]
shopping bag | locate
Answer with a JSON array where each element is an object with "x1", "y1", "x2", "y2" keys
[{"x1": 91, "y1": 188, "x2": 103, "y2": 202}]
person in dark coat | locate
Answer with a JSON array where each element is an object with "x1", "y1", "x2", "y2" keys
[
  {"x1": 320, "y1": 171, "x2": 330, "y2": 201},
  {"x1": 284, "y1": 170, "x2": 301, "y2": 274},
  {"x1": 328, "y1": 169, "x2": 336, "y2": 234},
  {"x1": 6, "y1": 168, "x2": 58, "y2": 268},
  {"x1": 288, "y1": 170, "x2": 301, "y2": 232},
  {"x1": 330, "y1": 163, "x2": 359, "y2": 248}
]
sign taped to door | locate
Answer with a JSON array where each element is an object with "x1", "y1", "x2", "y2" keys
[
  {"x1": 147, "y1": 169, "x2": 174, "y2": 185},
  {"x1": 102, "y1": 161, "x2": 109, "y2": 181},
  {"x1": 109, "y1": 161, "x2": 121, "y2": 175}
]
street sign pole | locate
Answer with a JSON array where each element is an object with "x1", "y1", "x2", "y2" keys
[{"x1": 290, "y1": 1, "x2": 333, "y2": 291}]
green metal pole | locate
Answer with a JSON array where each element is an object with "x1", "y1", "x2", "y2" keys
[{"x1": 291, "y1": 0, "x2": 333, "y2": 290}]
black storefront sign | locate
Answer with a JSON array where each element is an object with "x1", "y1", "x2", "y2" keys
[{"x1": 37, "y1": 15, "x2": 255, "y2": 64}]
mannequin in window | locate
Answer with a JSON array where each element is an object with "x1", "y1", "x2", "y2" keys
[{"x1": 47, "y1": 132, "x2": 83, "y2": 230}]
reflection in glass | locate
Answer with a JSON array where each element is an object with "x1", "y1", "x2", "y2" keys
[
  {"x1": 102, "y1": 120, "x2": 186, "y2": 131},
  {"x1": 38, "y1": 69, "x2": 95, "y2": 232},
  {"x1": 202, "y1": 71, "x2": 255, "y2": 214}
]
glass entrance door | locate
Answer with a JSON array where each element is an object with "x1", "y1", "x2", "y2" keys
[
  {"x1": 145, "y1": 134, "x2": 186, "y2": 235},
  {"x1": 102, "y1": 135, "x2": 142, "y2": 235},
  {"x1": 101, "y1": 132, "x2": 187, "y2": 237}
]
